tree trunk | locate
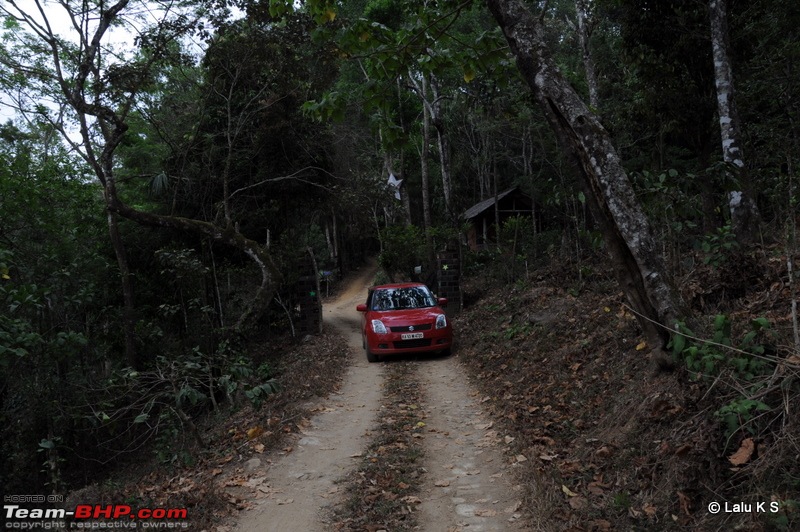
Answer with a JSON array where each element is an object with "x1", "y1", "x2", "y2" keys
[
  {"x1": 486, "y1": 0, "x2": 688, "y2": 348},
  {"x1": 106, "y1": 211, "x2": 139, "y2": 369},
  {"x1": 419, "y1": 74, "x2": 434, "y2": 260},
  {"x1": 430, "y1": 75, "x2": 453, "y2": 217},
  {"x1": 493, "y1": 156, "x2": 502, "y2": 252},
  {"x1": 100, "y1": 134, "x2": 140, "y2": 369},
  {"x1": 575, "y1": 0, "x2": 599, "y2": 109},
  {"x1": 709, "y1": 0, "x2": 760, "y2": 242}
]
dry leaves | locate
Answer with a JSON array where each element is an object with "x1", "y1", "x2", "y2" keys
[
  {"x1": 568, "y1": 496, "x2": 588, "y2": 510},
  {"x1": 561, "y1": 484, "x2": 578, "y2": 497},
  {"x1": 728, "y1": 438, "x2": 755, "y2": 466},
  {"x1": 677, "y1": 491, "x2": 692, "y2": 516},
  {"x1": 246, "y1": 426, "x2": 263, "y2": 440}
]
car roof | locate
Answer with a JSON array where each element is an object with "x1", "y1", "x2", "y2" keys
[{"x1": 369, "y1": 282, "x2": 427, "y2": 290}]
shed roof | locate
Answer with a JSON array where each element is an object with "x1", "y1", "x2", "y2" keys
[{"x1": 462, "y1": 186, "x2": 528, "y2": 220}]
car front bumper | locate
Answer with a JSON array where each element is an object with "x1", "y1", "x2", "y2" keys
[{"x1": 366, "y1": 329, "x2": 452, "y2": 355}]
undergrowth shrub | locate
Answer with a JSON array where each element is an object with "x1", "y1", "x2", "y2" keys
[
  {"x1": 378, "y1": 225, "x2": 426, "y2": 279},
  {"x1": 463, "y1": 228, "x2": 568, "y2": 284},
  {"x1": 669, "y1": 315, "x2": 778, "y2": 438},
  {"x1": 63, "y1": 341, "x2": 280, "y2": 469}
]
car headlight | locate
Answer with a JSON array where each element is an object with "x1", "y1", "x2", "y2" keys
[
  {"x1": 435, "y1": 314, "x2": 447, "y2": 329},
  {"x1": 371, "y1": 319, "x2": 388, "y2": 334}
]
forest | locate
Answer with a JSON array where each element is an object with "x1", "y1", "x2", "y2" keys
[{"x1": 0, "y1": 0, "x2": 798, "y2": 529}]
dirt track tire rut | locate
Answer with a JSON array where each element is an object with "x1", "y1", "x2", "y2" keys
[
  {"x1": 415, "y1": 356, "x2": 527, "y2": 531},
  {"x1": 235, "y1": 266, "x2": 383, "y2": 532}
]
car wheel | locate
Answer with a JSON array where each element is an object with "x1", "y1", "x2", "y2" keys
[{"x1": 366, "y1": 348, "x2": 379, "y2": 363}]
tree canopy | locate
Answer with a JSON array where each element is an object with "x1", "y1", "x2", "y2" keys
[{"x1": 0, "y1": 0, "x2": 798, "y2": 502}]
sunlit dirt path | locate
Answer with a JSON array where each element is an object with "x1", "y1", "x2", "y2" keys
[{"x1": 235, "y1": 263, "x2": 383, "y2": 531}]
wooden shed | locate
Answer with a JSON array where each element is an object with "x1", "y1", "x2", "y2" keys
[{"x1": 462, "y1": 186, "x2": 536, "y2": 250}]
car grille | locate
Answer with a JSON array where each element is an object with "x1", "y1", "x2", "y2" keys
[
  {"x1": 389, "y1": 324, "x2": 432, "y2": 332},
  {"x1": 393, "y1": 339, "x2": 432, "y2": 349}
]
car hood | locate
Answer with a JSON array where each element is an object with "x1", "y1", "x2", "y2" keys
[{"x1": 371, "y1": 307, "x2": 444, "y2": 325}]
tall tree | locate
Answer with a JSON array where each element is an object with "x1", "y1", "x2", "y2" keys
[
  {"x1": 417, "y1": 72, "x2": 434, "y2": 237},
  {"x1": 0, "y1": 1, "x2": 282, "y2": 334},
  {"x1": 709, "y1": 0, "x2": 760, "y2": 242},
  {"x1": 0, "y1": 0, "x2": 149, "y2": 367},
  {"x1": 485, "y1": 0, "x2": 687, "y2": 347}
]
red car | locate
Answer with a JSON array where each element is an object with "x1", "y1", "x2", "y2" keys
[{"x1": 356, "y1": 283, "x2": 453, "y2": 362}]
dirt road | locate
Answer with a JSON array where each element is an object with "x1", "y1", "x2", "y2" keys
[{"x1": 235, "y1": 266, "x2": 526, "y2": 531}]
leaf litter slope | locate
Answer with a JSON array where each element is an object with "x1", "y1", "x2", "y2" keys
[
  {"x1": 236, "y1": 264, "x2": 531, "y2": 531},
  {"x1": 236, "y1": 264, "x2": 384, "y2": 531}
]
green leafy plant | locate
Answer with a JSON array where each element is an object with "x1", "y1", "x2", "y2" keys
[
  {"x1": 503, "y1": 323, "x2": 532, "y2": 340},
  {"x1": 244, "y1": 381, "x2": 280, "y2": 409},
  {"x1": 612, "y1": 491, "x2": 631, "y2": 511},
  {"x1": 378, "y1": 225, "x2": 426, "y2": 278},
  {"x1": 700, "y1": 224, "x2": 739, "y2": 266},
  {"x1": 767, "y1": 499, "x2": 799, "y2": 531},
  {"x1": 670, "y1": 315, "x2": 770, "y2": 380},
  {"x1": 670, "y1": 315, "x2": 775, "y2": 436},
  {"x1": 715, "y1": 398, "x2": 771, "y2": 436}
]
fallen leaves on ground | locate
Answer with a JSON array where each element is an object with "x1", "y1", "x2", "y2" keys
[
  {"x1": 728, "y1": 438, "x2": 755, "y2": 466},
  {"x1": 331, "y1": 361, "x2": 426, "y2": 531},
  {"x1": 454, "y1": 258, "x2": 793, "y2": 530}
]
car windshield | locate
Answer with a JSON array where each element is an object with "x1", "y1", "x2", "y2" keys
[{"x1": 371, "y1": 286, "x2": 436, "y2": 311}]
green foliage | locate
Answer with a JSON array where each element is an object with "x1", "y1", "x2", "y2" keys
[
  {"x1": 715, "y1": 398, "x2": 771, "y2": 437},
  {"x1": 287, "y1": 0, "x2": 511, "y2": 159},
  {"x1": 0, "y1": 129, "x2": 121, "y2": 492},
  {"x1": 1, "y1": 0, "x2": 797, "y2": 510},
  {"x1": 378, "y1": 224, "x2": 426, "y2": 277},
  {"x1": 700, "y1": 224, "x2": 739, "y2": 266},
  {"x1": 99, "y1": 343, "x2": 281, "y2": 465},
  {"x1": 153, "y1": 413, "x2": 193, "y2": 466},
  {"x1": 670, "y1": 315, "x2": 775, "y2": 436},
  {"x1": 244, "y1": 381, "x2": 281, "y2": 409},
  {"x1": 612, "y1": 491, "x2": 632, "y2": 511},
  {"x1": 670, "y1": 315, "x2": 770, "y2": 381},
  {"x1": 463, "y1": 247, "x2": 502, "y2": 276},
  {"x1": 503, "y1": 323, "x2": 532, "y2": 341},
  {"x1": 766, "y1": 500, "x2": 800, "y2": 531}
]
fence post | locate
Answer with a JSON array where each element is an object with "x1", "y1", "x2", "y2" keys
[
  {"x1": 436, "y1": 248, "x2": 462, "y2": 316},
  {"x1": 297, "y1": 250, "x2": 322, "y2": 337}
]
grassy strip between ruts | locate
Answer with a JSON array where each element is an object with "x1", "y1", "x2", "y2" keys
[{"x1": 330, "y1": 360, "x2": 427, "y2": 531}]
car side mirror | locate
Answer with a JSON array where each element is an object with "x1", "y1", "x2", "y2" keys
[
  {"x1": 356, "y1": 304, "x2": 367, "y2": 312},
  {"x1": 437, "y1": 297, "x2": 448, "y2": 307}
]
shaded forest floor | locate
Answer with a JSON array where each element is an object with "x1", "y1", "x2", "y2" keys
[
  {"x1": 73, "y1": 248, "x2": 799, "y2": 531},
  {"x1": 453, "y1": 247, "x2": 799, "y2": 530}
]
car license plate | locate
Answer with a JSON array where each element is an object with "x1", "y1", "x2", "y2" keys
[{"x1": 401, "y1": 332, "x2": 424, "y2": 340}]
